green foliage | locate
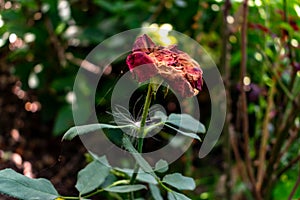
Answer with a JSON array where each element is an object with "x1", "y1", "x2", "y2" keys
[
  {"x1": 115, "y1": 168, "x2": 158, "y2": 185},
  {"x1": 1, "y1": 0, "x2": 300, "y2": 199},
  {"x1": 167, "y1": 191, "x2": 191, "y2": 200},
  {"x1": 166, "y1": 113, "x2": 206, "y2": 134},
  {"x1": 149, "y1": 184, "x2": 163, "y2": 200},
  {"x1": 155, "y1": 159, "x2": 169, "y2": 173},
  {"x1": 104, "y1": 185, "x2": 146, "y2": 193},
  {"x1": 162, "y1": 173, "x2": 196, "y2": 191},
  {"x1": 62, "y1": 123, "x2": 135, "y2": 141},
  {"x1": 63, "y1": 113, "x2": 205, "y2": 142},
  {"x1": 0, "y1": 169, "x2": 59, "y2": 200},
  {"x1": 53, "y1": 105, "x2": 74, "y2": 136},
  {"x1": 75, "y1": 158, "x2": 110, "y2": 195},
  {"x1": 0, "y1": 107, "x2": 202, "y2": 199}
]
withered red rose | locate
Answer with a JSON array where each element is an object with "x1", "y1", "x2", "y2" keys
[{"x1": 126, "y1": 34, "x2": 203, "y2": 97}]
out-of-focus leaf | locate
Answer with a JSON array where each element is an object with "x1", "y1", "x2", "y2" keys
[{"x1": 53, "y1": 105, "x2": 74, "y2": 136}]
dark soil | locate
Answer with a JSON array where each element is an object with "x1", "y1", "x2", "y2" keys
[{"x1": 0, "y1": 71, "x2": 87, "y2": 199}]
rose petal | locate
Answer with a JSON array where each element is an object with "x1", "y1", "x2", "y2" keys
[
  {"x1": 132, "y1": 34, "x2": 156, "y2": 53},
  {"x1": 126, "y1": 34, "x2": 203, "y2": 98},
  {"x1": 126, "y1": 51, "x2": 158, "y2": 82},
  {"x1": 158, "y1": 65, "x2": 195, "y2": 97}
]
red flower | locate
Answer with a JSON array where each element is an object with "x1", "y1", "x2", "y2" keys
[{"x1": 126, "y1": 34, "x2": 203, "y2": 97}]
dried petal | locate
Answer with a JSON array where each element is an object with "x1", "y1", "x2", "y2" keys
[
  {"x1": 132, "y1": 34, "x2": 156, "y2": 53},
  {"x1": 126, "y1": 51, "x2": 158, "y2": 82},
  {"x1": 126, "y1": 34, "x2": 203, "y2": 98}
]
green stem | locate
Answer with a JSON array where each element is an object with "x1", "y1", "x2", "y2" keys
[
  {"x1": 129, "y1": 84, "x2": 153, "y2": 199},
  {"x1": 158, "y1": 180, "x2": 173, "y2": 192},
  {"x1": 59, "y1": 180, "x2": 129, "y2": 200},
  {"x1": 138, "y1": 83, "x2": 153, "y2": 151}
]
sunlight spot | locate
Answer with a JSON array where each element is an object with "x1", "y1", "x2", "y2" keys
[
  {"x1": 33, "y1": 12, "x2": 42, "y2": 20},
  {"x1": 291, "y1": 39, "x2": 299, "y2": 48},
  {"x1": 66, "y1": 91, "x2": 76, "y2": 104},
  {"x1": 297, "y1": 71, "x2": 300, "y2": 77},
  {"x1": 42, "y1": 3, "x2": 50, "y2": 13},
  {"x1": 24, "y1": 33, "x2": 36, "y2": 43},
  {"x1": 248, "y1": 0, "x2": 255, "y2": 7},
  {"x1": 9, "y1": 33, "x2": 17, "y2": 43},
  {"x1": 25, "y1": 102, "x2": 32, "y2": 111},
  {"x1": 160, "y1": 23, "x2": 173, "y2": 32},
  {"x1": 23, "y1": 161, "x2": 34, "y2": 178},
  {"x1": 0, "y1": 39, "x2": 4, "y2": 47},
  {"x1": 229, "y1": 35, "x2": 237, "y2": 43},
  {"x1": 158, "y1": 24, "x2": 172, "y2": 39},
  {"x1": 243, "y1": 76, "x2": 251, "y2": 86},
  {"x1": 31, "y1": 102, "x2": 41, "y2": 112},
  {"x1": 149, "y1": 23, "x2": 159, "y2": 30},
  {"x1": 175, "y1": 0, "x2": 187, "y2": 7},
  {"x1": 58, "y1": 0, "x2": 71, "y2": 21},
  {"x1": 142, "y1": 23, "x2": 176, "y2": 46},
  {"x1": 226, "y1": 16, "x2": 234, "y2": 24},
  {"x1": 34, "y1": 64, "x2": 43, "y2": 73},
  {"x1": 215, "y1": 0, "x2": 222, "y2": 2},
  {"x1": 158, "y1": 24, "x2": 173, "y2": 45},
  {"x1": 258, "y1": 8, "x2": 266, "y2": 19},
  {"x1": 28, "y1": 73, "x2": 39, "y2": 89},
  {"x1": 200, "y1": 192, "x2": 209, "y2": 199},
  {"x1": 280, "y1": 174, "x2": 288, "y2": 181},
  {"x1": 255, "y1": 0, "x2": 262, "y2": 7},
  {"x1": 160, "y1": 36, "x2": 171, "y2": 45},
  {"x1": 294, "y1": 4, "x2": 300, "y2": 17},
  {"x1": 211, "y1": 4, "x2": 220, "y2": 12},
  {"x1": 10, "y1": 129, "x2": 20, "y2": 142},
  {"x1": 16, "y1": 90, "x2": 25, "y2": 99},
  {"x1": 25, "y1": 102, "x2": 41, "y2": 112},
  {"x1": 65, "y1": 25, "x2": 79, "y2": 37},
  {"x1": 11, "y1": 153, "x2": 22, "y2": 168},
  {"x1": 280, "y1": 48, "x2": 285, "y2": 56},
  {"x1": 254, "y1": 52, "x2": 262, "y2": 61},
  {"x1": 295, "y1": 117, "x2": 300, "y2": 128},
  {"x1": 0, "y1": 16, "x2": 4, "y2": 28},
  {"x1": 69, "y1": 38, "x2": 80, "y2": 46},
  {"x1": 4, "y1": 1, "x2": 12, "y2": 9}
]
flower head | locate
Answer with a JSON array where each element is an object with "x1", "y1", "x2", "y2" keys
[{"x1": 126, "y1": 34, "x2": 203, "y2": 97}]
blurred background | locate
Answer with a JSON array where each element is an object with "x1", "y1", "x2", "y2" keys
[{"x1": 0, "y1": 0, "x2": 299, "y2": 199}]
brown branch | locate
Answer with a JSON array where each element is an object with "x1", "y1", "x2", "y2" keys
[
  {"x1": 277, "y1": 128, "x2": 298, "y2": 162},
  {"x1": 65, "y1": 53, "x2": 101, "y2": 74},
  {"x1": 147, "y1": 0, "x2": 166, "y2": 23},
  {"x1": 277, "y1": 154, "x2": 300, "y2": 178},
  {"x1": 288, "y1": 163, "x2": 300, "y2": 200},
  {"x1": 239, "y1": 1, "x2": 262, "y2": 199},
  {"x1": 256, "y1": 79, "x2": 275, "y2": 191},
  {"x1": 44, "y1": 16, "x2": 66, "y2": 67},
  {"x1": 220, "y1": 0, "x2": 232, "y2": 198},
  {"x1": 264, "y1": 90, "x2": 299, "y2": 198},
  {"x1": 229, "y1": 126, "x2": 248, "y2": 183}
]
